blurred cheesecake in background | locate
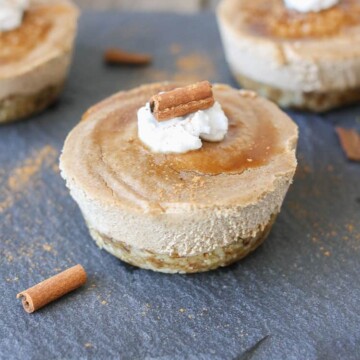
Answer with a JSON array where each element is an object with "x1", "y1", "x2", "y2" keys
[
  {"x1": 217, "y1": 0, "x2": 360, "y2": 112},
  {"x1": 60, "y1": 82, "x2": 298, "y2": 273},
  {"x1": 0, "y1": 0, "x2": 79, "y2": 123}
]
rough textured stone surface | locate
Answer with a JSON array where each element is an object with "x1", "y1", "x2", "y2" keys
[{"x1": 0, "y1": 12, "x2": 360, "y2": 360}]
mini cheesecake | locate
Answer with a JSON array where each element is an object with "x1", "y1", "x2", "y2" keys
[
  {"x1": 0, "y1": 0, "x2": 79, "y2": 123},
  {"x1": 60, "y1": 82, "x2": 298, "y2": 273},
  {"x1": 217, "y1": 0, "x2": 360, "y2": 112}
]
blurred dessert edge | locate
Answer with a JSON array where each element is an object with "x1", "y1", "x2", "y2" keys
[
  {"x1": 0, "y1": 0, "x2": 79, "y2": 124},
  {"x1": 216, "y1": 0, "x2": 360, "y2": 112}
]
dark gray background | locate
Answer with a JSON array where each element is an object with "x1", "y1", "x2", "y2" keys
[{"x1": 1, "y1": 12, "x2": 360, "y2": 360}]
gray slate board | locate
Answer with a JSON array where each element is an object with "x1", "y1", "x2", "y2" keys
[{"x1": 1, "y1": 12, "x2": 360, "y2": 360}]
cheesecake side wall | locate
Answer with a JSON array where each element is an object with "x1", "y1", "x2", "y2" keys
[
  {"x1": 61, "y1": 167, "x2": 295, "y2": 258},
  {"x1": 0, "y1": 52, "x2": 72, "y2": 100}
]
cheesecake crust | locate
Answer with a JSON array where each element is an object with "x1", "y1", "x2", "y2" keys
[
  {"x1": 86, "y1": 213, "x2": 277, "y2": 274},
  {"x1": 236, "y1": 72, "x2": 360, "y2": 112},
  {"x1": 0, "y1": 82, "x2": 63, "y2": 124}
]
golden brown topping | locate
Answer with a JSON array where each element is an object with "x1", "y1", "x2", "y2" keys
[
  {"x1": 269, "y1": 5, "x2": 360, "y2": 38},
  {"x1": 0, "y1": 8, "x2": 53, "y2": 64},
  {"x1": 237, "y1": 0, "x2": 360, "y2": 39}
]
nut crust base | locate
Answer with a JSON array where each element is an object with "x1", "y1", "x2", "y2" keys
[
  {"x1": 235, "y1": 73, "x2": 360, "y2": 112},
  {"x1": 85, "y1": 213, "x2": 278, "y2": 274},
  {"x1": 0, "y1": 83, "x2": 64, "y2": 124}
]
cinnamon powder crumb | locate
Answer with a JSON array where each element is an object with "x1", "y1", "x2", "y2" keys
[
  {"x1": 42, "y1": 244, "x2": 52, "y2": 252},
  {"x1": 52, "y1": 163, "x2": 60, "y2": 173},
  {"x1": 5, "y1": 252, "x2": 14, "y2": 263},
  {"x1": 303, "y1": 165, "x2": 312, "y2": 174},
  {"x1": 169, "y1": 43, "x2": 182, "y2": 55}
]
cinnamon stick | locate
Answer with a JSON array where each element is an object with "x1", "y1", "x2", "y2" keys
[
  {"x1": 17, "y1": 264, "x2": 87, "y2": 313},
  {"x1": 104, "y1": 48, "x2": 152, "y2": 66},
  {"x1": 150, "y1": 81, "x2": 215, "y2": 121},
  {"x1": 336, "y1": 127, "x2": 360, "y2": 161}
]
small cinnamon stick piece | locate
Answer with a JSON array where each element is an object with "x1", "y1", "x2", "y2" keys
[
  {"x1": 150, "y1": 81, "x2": 215, "y2": 121},
  {"x1": 104, "y1": 48, "x2": 152, "y2": 66},
  {"x1": 336, "y1": 127, "x2": 360, "y2": 161},
  {"x1": 16, "y1": 264, "x2": 87, "y2": 313}
]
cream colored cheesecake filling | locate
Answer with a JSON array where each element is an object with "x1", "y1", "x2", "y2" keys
[{"x1": 60, "y1": 83, "x2": 298, "y2": 256}]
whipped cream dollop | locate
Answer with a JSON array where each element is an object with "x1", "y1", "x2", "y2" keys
[
  {"x1": 0, "y1": 0, "x2": 29, "y2": 32},
  {"x1": 284, "y1": 0, "x2": 339, "y2": 12},
  {"x1": 137, "y1": 101, "x2": 228, "y2": 154}
]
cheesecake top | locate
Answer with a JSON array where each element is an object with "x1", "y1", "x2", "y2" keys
[
  {"x1": 219, "y1": 0, "x2": 360, "y2": 39},
  {"x1": 60, "y1": 82, "x2": 298, "y2": 214},
  {"x1": 0, "y1": 0, "x2": 78, "y2": 78}
]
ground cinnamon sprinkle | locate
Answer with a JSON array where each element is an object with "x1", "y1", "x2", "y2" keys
[
  {"x1": 148, "y1": 51, "x2": 216, "y2": 83},
  {"x1": 0, "y1": 145, "x2": 58, "y2": 213},
  {"x1": 169, "y1": 43, "x2": 182, "y2": 55},
  {"x1": 42, "y1": 244, "x2": 53, "y2": 252},
  {"x1": 7, "y1": 145, "x2": 57, "y2": 191},
  {"x1": 174, "y1": 53, "x2": 216, "y2": 82}
]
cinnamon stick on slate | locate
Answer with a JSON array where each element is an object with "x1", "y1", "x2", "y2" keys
[
  {"x1": 17, "y1": 264, "x2": 87, "y2": 313},
  {"x1": 150, "y1": 81, "x2": 215, "y2": 121},
  {"x1": 336, "y1": 127, "x2": 360, "y2": 161},
  {"x1": 104, "y1": 48, "x2": 152, "y2": 66}
]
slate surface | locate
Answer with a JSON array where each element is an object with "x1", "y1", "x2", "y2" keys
[{"x1": 1, "y1": 12, "x2": 360, "y2": 360}]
